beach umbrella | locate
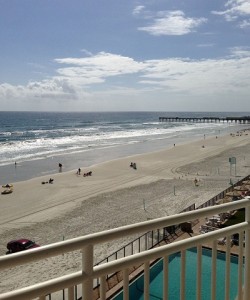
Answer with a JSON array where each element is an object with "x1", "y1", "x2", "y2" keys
[
  {"x1": 234, "y1": 185, "x2": 250, "y2": 191},
  {"x1": 216, "y1": 197, "x2": 232, "y2": 205},
  {"x1": 225, "y1": 190, "x2": 242, "y2": 197}
]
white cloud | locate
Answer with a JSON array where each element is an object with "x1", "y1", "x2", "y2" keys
[
  {"x1": 137, "y1": 10, "x2": 207, "y2": 36},
  {"x1": 1, "y1": 50, "x2": 250, "y2": 110},
  {"x1": 239, "y1": 18, "x2": 250, "y2": 27},
  {"x1": 229, "y1": 46, "x2": 250, "y2": 57},
  {"x1": 132, "y1": 5, "x2": 145, "y2": 16},
  {"x1": 80, "y1": 49, "x2": 93, "y2": 56},
  {"x1": 142, "y1": 55, "x2": 250, "y2": 96},
  {"x1": 54, "y1": 52, "x2": 145, "y2": 86},
  {"x1": 0, "y1": 78, "x2": 77, "y2": 102},
  {"x1": 226, "y1": 0, "x2": 250, "y2": 15},
  {"x1": 212, "y1": 0, "x2": 250, "y2": 23}
]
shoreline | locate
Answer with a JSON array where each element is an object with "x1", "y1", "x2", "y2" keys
[
  {"x1": 1, "y1": 128, "x2": 250, "y2": 294},
  {"x1": 0, "y1": 136, "x2": 199, "y2": 183},
  {"x1": 0, "y1": 128, "x2": 249, "y2": 228},
  {"x1": 1, "y1": 123, "x2": 247, "y2": 184}
]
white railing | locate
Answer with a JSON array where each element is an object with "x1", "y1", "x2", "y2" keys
[{"x1": 1, "y1": 198, "x2": 250, "y2": 300}]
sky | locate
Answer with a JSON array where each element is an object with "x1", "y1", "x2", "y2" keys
[{"x1": 0, "y1": 0, "x2": 250, "y2": 112}]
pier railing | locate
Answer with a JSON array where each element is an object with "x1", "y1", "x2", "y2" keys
[
  {"x1": 159, "y1": 116, "x2": 250, "y2": 123},
  {"x1": 1, "y1": 198, "x2": 250, "y2": 300}
]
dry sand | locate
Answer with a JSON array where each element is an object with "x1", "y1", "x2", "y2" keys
[{"x1": 1, "y1": 129, "x2": 250, "y2": 294}]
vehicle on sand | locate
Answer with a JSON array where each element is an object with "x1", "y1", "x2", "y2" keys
[{"x1": 6, "y1": 239, "x2": 40, "y2": 254}]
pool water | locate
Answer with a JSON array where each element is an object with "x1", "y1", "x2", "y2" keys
[{"x1": 112, "y1": 247, "x2": 242, "y2": 300}]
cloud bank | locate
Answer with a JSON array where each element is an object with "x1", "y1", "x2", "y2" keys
[{"x1": 0, "y1": 49, "x2": 249, "y2": 110}]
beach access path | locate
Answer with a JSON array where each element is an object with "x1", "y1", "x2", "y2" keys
[{"x1": 0, "y1": 129, "x2": 250, "y2": 294}]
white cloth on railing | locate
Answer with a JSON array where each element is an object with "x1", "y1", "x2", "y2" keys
[{"x1": 217, "y1": 237, "x2": 226, "y2": 245}]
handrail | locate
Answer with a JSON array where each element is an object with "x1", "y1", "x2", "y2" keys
[
  {"x1": 96, "y1": 173, "x2": 250, "y2": 269},
  {"x1": 94, "y1": 223, "x2": 247, "y2": 277},
  {"x1": 96, "y1": 203, "x2": 195, "y2": 267},
  {"x1": 0, "y1": 222, "x2": 247, "y2": 300},
  {"x1": 1, "y1": 198, "x2": 250, "y2": 270}
]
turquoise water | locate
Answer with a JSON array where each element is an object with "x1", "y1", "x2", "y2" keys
[{"x1": 113, "y1": 247, "x2": 242, "y2": 300}]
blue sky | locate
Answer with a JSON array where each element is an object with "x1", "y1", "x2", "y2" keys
[{"x1": 0, "y1": 0, "x2": 250, "y2": 112}]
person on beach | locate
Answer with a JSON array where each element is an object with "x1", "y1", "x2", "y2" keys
[
  {"x1": 130, "y1": 162, "x2": 137, "y2": 169},
  {"x1": 77, "y1": 168, "x2": 81, "y2": 175},
  {"x1": 59, "y1": 163, "x2": 62, "y2": 172}
]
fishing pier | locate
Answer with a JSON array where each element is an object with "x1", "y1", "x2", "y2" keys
[{"x1": 159, "y1": 116, "x2": 250, "y2": 123}]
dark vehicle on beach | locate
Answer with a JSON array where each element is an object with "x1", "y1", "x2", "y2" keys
[{"x1": 6, "y1": 239, "x2": 40, "y2": 254}]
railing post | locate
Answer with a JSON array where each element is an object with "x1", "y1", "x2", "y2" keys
[
  {"x1": 145, "y1": 232, "x2": 148, "y2": 250},
  {"x1": 244, "y1": 205, "x2": 250, "y2": 300},
  {"x1": 82, "y1": 244, "x2": 93, "y2": 300},
  {"x1": 163, "y1": 255, "x2": 169, "y2": 300},
  {"x1": 144, "y1": 261, "x2": 150, "y2": 300},
  {"x1": 211, "y1": 241, "x2": 217, "y2": 300},
  {"x1": 100, "y1": 275, "x2": 106, "y2": 300},
  {"x1": 123, "y1": 268, "x2": 129, "y2": 300},
  {"x1": 238, "y1": 232, "x2": 244, "y2": 300},
  {"x1": 180, "y1": 250, "x2": 186, "y2": 300},
  {"x1": 196, "y1": 245, "x2": 202, "y2": 300},
  {"x1": 68, "y1": 286, "x2": 74, "y2": 300}
]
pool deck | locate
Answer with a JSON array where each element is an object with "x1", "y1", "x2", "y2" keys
[
  {"x1": 190, "y1": 214, "x2": 241, "y2": 255},
  {"x1": 93, "y1": 176, "x2": 250, "y2": 299},
  {"x1": 94, "y1": 214, "x2": 242, "y2": 300}
]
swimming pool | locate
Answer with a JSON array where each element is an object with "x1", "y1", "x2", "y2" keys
[{"x1": 112, "y1": 247, "x2": 242, "y2": 300}]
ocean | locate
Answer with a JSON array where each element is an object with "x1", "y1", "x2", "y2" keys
[{"x1": 0, "y1": 111, "x2": 248, "y2": 183}]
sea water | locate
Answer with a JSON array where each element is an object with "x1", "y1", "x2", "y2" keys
[{"x1": 0, "y1": 111, "x2": 248, "y2": 183}]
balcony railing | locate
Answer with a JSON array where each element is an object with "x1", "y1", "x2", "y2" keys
[{"x1": 1, "y1": 198, "x2": 250, "y2": 300}]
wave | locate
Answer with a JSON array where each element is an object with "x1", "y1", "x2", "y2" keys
[{"x1": 0, "y1": 115, "x2": 243, "y2": 167}]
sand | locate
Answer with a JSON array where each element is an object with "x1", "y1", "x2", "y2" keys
[{"x1": 1, "y1": 128, "x2": 250, "y2": 295}]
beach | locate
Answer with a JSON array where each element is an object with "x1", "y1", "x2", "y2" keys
[{"x1": 1, "y1": 128, "x2": 250, "y2": 294}]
